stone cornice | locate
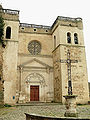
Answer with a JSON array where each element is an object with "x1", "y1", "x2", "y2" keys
[
  {"x1": 20, "y1": 23, "x2": 51, "y2": 29},
  {"x1": 18, "y1": 66, "x2": 53, "y2": 69},
  {"x1": 18, "y1": 53, "x2": 52, "y2": 58},
  {"x1": 4, "y1": 18, "x2": 20, "y2": 22},
  {"x1": 1, "y1": 8, "x2": 19, "y2": 15},
  {"x1": 52, "y1": 43, "x2": 85, "y2": 53},
  {"x1": 19, "y1": 30, "x2": 51, "y2": 35}
]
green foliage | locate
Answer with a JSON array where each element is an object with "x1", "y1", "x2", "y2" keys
[
  {"x1": 77, "y1": 103, "x2": 87, "y2": 106},
  {"x1": 0, "y1": 15, "x2": 6, "y2": 47},
  {"x1": 0, "y1": 15, "x2": 4, "y2": 43},
  {"x1": 4, "y1": 104, "x2": 12, "y2": 107}
]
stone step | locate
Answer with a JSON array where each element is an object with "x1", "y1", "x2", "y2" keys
[{"x1": 16, "y1": 102, "x2": 62, "y2": 106}]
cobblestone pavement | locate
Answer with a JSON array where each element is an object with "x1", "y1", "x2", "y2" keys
[{"x1": 0, "y1": 103, "x2": 90, "y2": 120}]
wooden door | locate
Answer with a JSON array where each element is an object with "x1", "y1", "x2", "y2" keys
[{"x1": 30, "y1": 86, "x2": 39, "y2": 101}]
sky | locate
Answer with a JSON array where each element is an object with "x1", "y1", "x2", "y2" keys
[{"x1": 0, "y1": 0, "x2": 90, "y2": 82}]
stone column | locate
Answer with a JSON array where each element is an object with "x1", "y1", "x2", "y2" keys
[
  {"x1": 63, "y1": 95, "x2": 78, "y2": 117},
  {"x1": 19, "y1": 67, "x2": 23, "y2": 91}
]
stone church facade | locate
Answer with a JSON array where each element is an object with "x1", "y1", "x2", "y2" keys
[{"x1": 0, "y1": 5, "x2": 89, "y2": 104}]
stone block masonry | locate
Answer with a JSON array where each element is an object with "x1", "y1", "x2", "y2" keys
[{"x1": 0, "y1": 4, "x2": 89, "y2": 104}]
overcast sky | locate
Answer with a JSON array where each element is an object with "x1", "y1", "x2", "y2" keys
[{"x1": 0, "y1": 0, "x2": 90, "y2": 82}]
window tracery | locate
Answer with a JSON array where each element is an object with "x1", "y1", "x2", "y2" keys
[{"x1": 28, "y1": 40, "x2": 41, "y2": 55}]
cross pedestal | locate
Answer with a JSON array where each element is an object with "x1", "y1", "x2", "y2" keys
[{"x1": 63, "y1": 95, "x2": 78, "y2": 117}]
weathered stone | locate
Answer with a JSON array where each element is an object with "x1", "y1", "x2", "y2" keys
[
  {"x1": 0, "y1": 44, "x2": 4, "y2": 105},
  {"x1": 63, "y1": 95, "x2": 78, "y2": 117},
  {"x1": 0, "y1": 5, "x2": 89, "y2": 105},
  {"x1": 25, "y1": 113, "x2": 89, "y2": 120}
]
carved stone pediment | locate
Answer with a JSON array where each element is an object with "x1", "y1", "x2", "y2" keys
[{"x1": 18, "y1": 58, "x2": 53, "y2": 69}]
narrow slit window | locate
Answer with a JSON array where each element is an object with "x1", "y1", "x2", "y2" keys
[
  {"x1": 6, "y1": 27, "x2": 11, "y2": 39},
  {"x1": 74, "y1": 33, "x2": 78, "y2": 44},
  {"x1": 54, "y1": 35, "x2": 56, "y2": 48},
  {"x1": 67, "y1": 32, "x2": 71, "y2": 43}
]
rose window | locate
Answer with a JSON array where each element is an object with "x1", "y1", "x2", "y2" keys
[{"x1": 28, "y1": 40, "x2": 41, "y2": 55}]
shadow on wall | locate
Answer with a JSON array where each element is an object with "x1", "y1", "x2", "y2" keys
[{"x1": 89, "y1": 82, "x2": 90, "y2": 98}]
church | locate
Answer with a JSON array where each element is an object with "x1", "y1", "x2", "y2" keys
[{"x1": 0, "y1": 5, "x2": 89, "y2": 104}]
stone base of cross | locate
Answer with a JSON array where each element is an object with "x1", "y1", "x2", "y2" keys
[{"x1": 63, "y1": 95, "x2": 78, "y2": 117}]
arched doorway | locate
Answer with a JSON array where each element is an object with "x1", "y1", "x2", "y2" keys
[{"x1": 25, "y1": 73, "x2": 45, "y2": 102}]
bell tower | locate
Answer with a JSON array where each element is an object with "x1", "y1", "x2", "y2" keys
[
  {"x1": 0, "y1": 5, "x2": 19, "y2": 104},
  {"x1": 52, "y1": 16, "x2": 89, "y2": 104}
]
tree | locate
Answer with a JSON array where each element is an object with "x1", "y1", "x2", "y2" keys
[{"x1": 0, "y1": 15, "x2": 5, "y2": 48}]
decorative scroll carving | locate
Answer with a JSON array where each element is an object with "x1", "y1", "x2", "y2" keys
[{"x1": 25, "y1": 73, "x2": 45, "y2": 85}]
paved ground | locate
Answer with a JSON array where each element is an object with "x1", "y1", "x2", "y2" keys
[{"x1": 0, "y1": 103, "x2": 90, "y2": 120}]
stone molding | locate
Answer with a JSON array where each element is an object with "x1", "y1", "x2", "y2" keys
[
  {"x1": 19, "y1": 58, "x2": 53, "y2": 69},
  {"x1": 20, "y1": 66, "x2": 47, "y2": 69},
  {"x1": 4, "y1": 18, "x2": 19, "y2": 22},
  {"x1": 63, "y1": 95, "x2": 78, "y2": 99},
  {"x1": 52, "y1": 43, "x2": 85, "y2": 53},
  {"x1": 19, "y1": 30, "x2": 51, "y2": 35},
  {"x1": 20, "y1": 23, "x2": 51, "y2": 29},
  {"x1": 0, "y1": 8, "x2": 19, "y2": 15},
  {"x1": 18, "y1": 53, "x2": 52, "y2": 58}
]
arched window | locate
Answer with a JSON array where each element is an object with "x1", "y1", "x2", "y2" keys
[
  {"x1": 6, "y1": 27, "x2": 11, "y2": 39},
  {"x1": 67, "y1": 32, "x2": 71, "y2": 43},
  {"x1": 54, "y1": 35, "x2": 56, "y2": 48},
  {"x1": 74, "y1": 33, "x2": 78, "y2": 44}
]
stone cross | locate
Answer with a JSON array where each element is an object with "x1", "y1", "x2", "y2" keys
[{"x1": 60, "y1": 49, "x2": 78, "y2": 95}]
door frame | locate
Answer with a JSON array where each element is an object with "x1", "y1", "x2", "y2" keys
[{"x1": 30, "y1": 85, "x2": 40, "y2": 101}]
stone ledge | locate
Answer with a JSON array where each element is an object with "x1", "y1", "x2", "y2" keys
[
  {"x1": 63, "y1": 95, "x2": 78, "y2": 99},
  {"x1": 25, "y1": 113, "x2": 90, "y2": 120}
]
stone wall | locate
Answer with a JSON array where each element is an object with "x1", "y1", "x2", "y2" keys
[
  {"x1": 17, "y1": 31, "x2": 54, "y2": 103},
  {"x1": 0, "y1": 44, "x2": 4, "y2": 105},
  {"x1": 1, "y1": 9, "x2": 19, "y2": 21},
  {"x1": 60, "y1": 45, "x2": 89, "y2": 104},
  {"x1": 53, "y1": 44, "x2": 89, "y2": 104},
  {"x1": 52, "y1": 17, "x2": 89, "y2": 104},
  {"x1": 18, "y1": 32, "x2": 52, "y2": 55},
  {"x1": 89, "y1": 82, "x2": 90, "y2": 100},
  {"x1": 20, "y1": 24, "x2": 51, "y2": 35},
  {"x1": 0, "y1": 5, "x2": 89, "y2": 104},
  {"x1": 53, "y1": 45, "x2": 62, "y2": 102},
  {"x1": 3, "y1": 41, "x2": 18, "y2": 104},
  {"x1": 2, "y1": 12, "x2": 19, "y2": 104}
]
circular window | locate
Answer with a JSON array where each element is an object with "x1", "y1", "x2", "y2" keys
[{"x1": 28, "y1": 40, "x2": 41, "y2": 55}]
